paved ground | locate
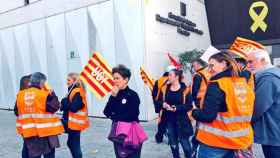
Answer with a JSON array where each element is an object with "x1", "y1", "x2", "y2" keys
[{"x1": 0, "y1": 110, "x2": 264, "y2": 158}]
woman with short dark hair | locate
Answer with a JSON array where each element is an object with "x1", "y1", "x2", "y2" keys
[{"x1": 104, "y1": 65, "x2": 147, "y2": 158}]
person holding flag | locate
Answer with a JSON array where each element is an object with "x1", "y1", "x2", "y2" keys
[
  {"x1": 229, "y1": 37, "x2": 266, "y2": 90},
  {"x1": 192, "y1": 52, "x2": 255, "y2": 158},
  {"x1": 60, "y1": 73, "x2": 89, "y2": 158}
]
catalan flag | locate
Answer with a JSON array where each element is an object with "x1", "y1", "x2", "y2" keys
[
  {"x1": 80, "y1": 52, "x2": 114, "y2": 99},
  {"x1": 140, "y1": 66, "x2": 155, "y2": 92},
  {"x1": 229, "y1": 37, "x2": 265, "y2": 59}
]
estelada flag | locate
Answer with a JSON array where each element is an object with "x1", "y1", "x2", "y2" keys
[
  {"x1": 140, "y1": 66, "x2": 155, "y2": 92},
  {"x1": 229, "y1": 37, "x2": 265, "y2": 60},
  {"x1": 80, "y1": 52, "x2": 114, "y2": 99}
]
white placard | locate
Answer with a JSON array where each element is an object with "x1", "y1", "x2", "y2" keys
[
  {"x1": 273, "y1": 58, "x2": 280, "y2": 66},
  {"x1": 200, "y1": 45, "x2": 220, "y2": 63}
]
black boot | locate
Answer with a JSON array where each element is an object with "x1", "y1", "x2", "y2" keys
[
  {"x1": 171, "y1": 145, "x2": 180, "y2": 158},
  {"x1": 155, "y1": 133, "x2": 163, "y2": 143}
]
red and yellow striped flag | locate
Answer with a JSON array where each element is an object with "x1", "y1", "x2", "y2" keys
[
  {"x1": 140, "y1": 66, "x2": 155, "y2": 92},
  {"x1": 80, "y1": 52, "x2": 114, "y2": 99},
  {"x1": 229, "y1": 37, "x2": 265, "y2": 59}
]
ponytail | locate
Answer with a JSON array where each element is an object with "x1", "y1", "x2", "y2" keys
[{"x1": 209, "y1": 52, "x2": 240, "y2": 78}]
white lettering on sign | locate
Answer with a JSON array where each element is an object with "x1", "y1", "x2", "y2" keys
[
  {"x1": 91, "y1": 67, "x2": 108, "y2": 84},
  {"x1": 24, "y1": 92, "x2": 35, "y2": 113}
]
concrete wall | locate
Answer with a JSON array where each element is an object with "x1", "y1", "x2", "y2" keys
[
  {"x1": 0, "y1": 0, "x2": 148, "y2": 119},
  {"x1": 0, "y1": 0, "x2": 210, "y2": 120},
  {"x1": 144, "y1": 0, "x2": 210, "y2": 78},
  {"x1": 143, "y1": 0, "x2": 211, "y2": 119}
]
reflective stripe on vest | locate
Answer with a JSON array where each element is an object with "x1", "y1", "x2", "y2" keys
[
  {"x1": 75, "y1": 111, "x2": 87, "y2": 116},
  {"x1": 16, "y1": 88, "x2": 64, "y2": 138},
  {"x1": 68, "y1": 87, "x2": 89, "y2": 131},
  {"x1": 216, "y1": 114, "x2": 252, "y2": 124},
  {"x1": 197, "y1": 77, "x2": 254, "y2": 149},
  {"x1": 19, "y1": 121, "x2": 62, "y2": 129},
  {"x1": 69, "y1": 117, "x2": 86, "y2": 125},
  {"x1": 17, "y1": 113, "x2": 58, "y2": 120},
  {"x1": 199, "y1": 124, "x2": 250, "y2": 138}
]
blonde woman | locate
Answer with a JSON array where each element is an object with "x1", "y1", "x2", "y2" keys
[{"x1": 61, "y1": 73, "x2": 89, "y2": 158}]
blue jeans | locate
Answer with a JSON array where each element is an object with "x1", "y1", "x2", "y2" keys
[
  {"x1": 262, "y1": 145, "x2": 280, "y2": 158},
  {"x1": 67, "y1": 130, "x2": 82, "y2": 158},
  {"x1": 197, "y1": 143, "x2": 234, "y2": 158},
  {"x1": 167, "y1": 122, "x2": 192, "y2": 158}
]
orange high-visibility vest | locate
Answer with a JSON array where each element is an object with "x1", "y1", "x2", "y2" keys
[
  {"x1": 157, "y1": 84, "x2": 191, "y2": 123},
  {"x1": 195, "y1": 68, "x2": 211, "y2": 101},
  {"x1": 16, "y1": 88, "x2": 64, "y2": 138},
  {"x1": 197, "y1": 77, "x2": 255, "y2": 149},
  {"x1": 155, "y1": 76, "x2": 169, "y2": 101},
  {"x1": 248, "y1": 72, "x2": 255, "y2": 90},
  {"x1": 68, "y1": 87, "x2": 90, "y2": 131},
  {"x1": 161, "y1": 85, "x2": 191, "y2": 104}
]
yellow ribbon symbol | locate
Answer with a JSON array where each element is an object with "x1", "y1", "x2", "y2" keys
[{"x1": 249, "y1": 1, "x2": 268, "y2": 33}]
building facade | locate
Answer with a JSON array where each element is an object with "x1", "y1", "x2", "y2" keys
[{"x1": 0, "y1": 0, "x2": 211, "y2": 120}]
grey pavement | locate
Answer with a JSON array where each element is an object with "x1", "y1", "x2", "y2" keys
[{"x1": 0, "y1": 110, "x2": 264, "y2": 158}]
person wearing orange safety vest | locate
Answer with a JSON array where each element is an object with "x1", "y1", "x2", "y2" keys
[
  {"x1": 60, "y1": 73, "x2": 89, "y2": 158},
  {"x1": 152, "y1": 65, "x2": 176, "y2": 143},
  {"x1": 191, "y1": 58, "x2": 211, "y2": 158},
  {"x1": 154, "y1": 68, "x2": 193, "y2": 158},
  {"x1": 191, "y1": 52, "x2": 255, "y2": 158},
  {"x1": 15, "y1": 72, "x2": 63, "y2": 158},
  {"x1": 191, "y1": 58, "x2": 210, "y2": 108}
]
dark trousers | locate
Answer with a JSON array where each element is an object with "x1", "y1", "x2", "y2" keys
[
  {"x1": 155, "y1": 115, "x2": 167, "y2": 141},
  {"x1": 158, "y1": 119, "x2": 167, "y2": 135},
  {"x1": 67, "y1": 130, "x2": 82, "y2": 158},
  {"x1": 22, "y1": 142, "x2": 55, "y2": 158},
  {"x1": 113, "y1": 143, "x2": 142, "y2": 158},
  {"x1": 191, "y1": 123, "x2": 199, "y2": 158},
  {"x1": 167, "y1": 122, "x2": 192, "y2": 158},
  {"x1": 262, "y1": 145, "x2": 280, "y2": 158},
  {"x1": 22, "y1": 141, "x2": 29, "y2": 158}
]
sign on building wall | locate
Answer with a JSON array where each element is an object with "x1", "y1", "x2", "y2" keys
[{"x1": 205, "y1": 0, "x2": 280, "y2": 48}]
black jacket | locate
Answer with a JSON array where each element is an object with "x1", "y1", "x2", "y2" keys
[
  {"x1": 192, "y1": 69, "x2": 250, "y2": 123},
  {"x1": 192, "y1": 73, "x2": 203, "y2": 107},
  {"x1": 155, "y1": 83, "x2": 193, "y2": 137},
  {"x1": 60, "y1": 85, "x2": 85, "y2": 122},
  {"x1": 103, "y1": 86, "x2": 140, "y2": 122}
]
